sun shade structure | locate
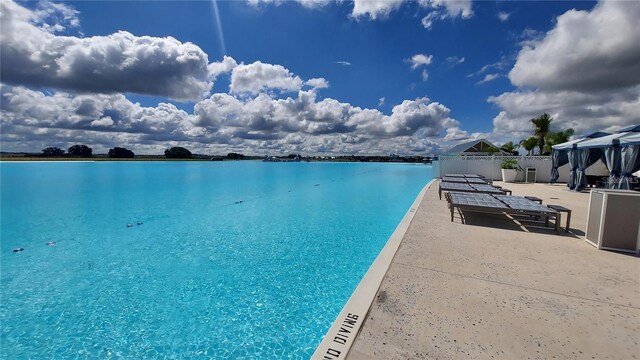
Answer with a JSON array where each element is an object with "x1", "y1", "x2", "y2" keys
[
  {"x1": 552, "y1": 125, "x2": 640, "y2": 190},
  {"x1": 550, "y1": 131, "x2": 610, "y2": 185},
  {"x1": 575, "y1": 126, "x2": 640, "y2": 190}
]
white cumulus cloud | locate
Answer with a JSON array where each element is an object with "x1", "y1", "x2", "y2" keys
[
  {"x1": 1, "y1": 82, "x2": 462, "y2": 155},
  {"x1": 477, "y1": 73, "x2": 499, "y2": 84},
  {"x1": 230, "y1": 61, "x2": 304, "y2": 95},
  {"x1": 208, "y1": 56, "x2": 238, "y2": 80},
  {"x1": 305, "y1": 78, "x2": 330, "y2": 89},
  {"x1": 419, "y1": 0, "x2": 473, "y2": 18},
  {"x1": 446, "y1": 56, "x2": 465, "y2": 66},
  {"x1": 0, "y1": 85, "x2": 195, "y2": 137},
  {"x1": 509, "y1": 1, "x2": 640, "y2": 92},
  {"x1": 410, "y1": 54, "x2": 433, "y2": 69},
  {"x1": 419, "y1": 0, "x2": 473, "y2": 29},
  {"x1": 0, "y1": 0, "x2": 214, "y2": 102},
  {"x1": 489, "y1": 1, "x2": 640, "y2": 139},
  {"x1": 0, "y1": 1, "x2": 473, "y2": 155},
  {"x1": 247, "y1": 0, "x2": 328, "y2": 9},
  {"x1": 246, "y1": 0, "x2": 473, "y2": 29},
  {"x1": 497, "y1": 11, "x2": 510, "y2": 22},
  {"x1": 351, "y1": 0, "x2": 405, "y2": 19},
  {"x1": 408, "y1": 54, "x2": 433, "y2": 81}
]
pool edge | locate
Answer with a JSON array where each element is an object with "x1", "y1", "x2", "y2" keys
[{"x1": 310, "y1": 179, "x2": 436, "y2": 360}]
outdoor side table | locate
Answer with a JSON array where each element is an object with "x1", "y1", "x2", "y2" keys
[
  {"x1": 548, "y1": 204, "x2": 571, "y2": 232},
  {"x1": 524, "y1": 196, "x2": 543, "y2": 204}
]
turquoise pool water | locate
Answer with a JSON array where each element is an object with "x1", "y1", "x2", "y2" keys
[{"x1": 0, "y1": 161, "x2": 432, "y2": 359}]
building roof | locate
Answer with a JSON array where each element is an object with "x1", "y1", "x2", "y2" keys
[{"x1": 444, "y1": 139, "x2": 503, "y2": 155}]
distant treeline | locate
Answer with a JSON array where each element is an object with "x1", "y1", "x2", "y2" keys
[
  {"x1": 309, "y1": 155, "x2": 432, "y2": 163},
  {"x1": 35, "y1": 145, "x2": 250, "y2": 160},
  {"x1": 2, "y1": 145, "x2": 432, "y2": 163}
]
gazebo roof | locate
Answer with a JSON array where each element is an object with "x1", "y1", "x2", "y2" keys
[
  {"x1": 576, "y1": 126, "x2": 640, "y2": 149},
  {"x1": 552, "y1": 131, "x2": 610, "y2": 151}
]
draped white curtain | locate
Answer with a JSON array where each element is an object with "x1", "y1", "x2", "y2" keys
[
  {"x1": 619, "y1": 145, "x2": 640, "y2": 190},
  {"x1": 604, "y1": 145, "x2": 621, "y2": 189},
  {"x1": 567, "y1": 148, "x2": 579, "y2": 190}
]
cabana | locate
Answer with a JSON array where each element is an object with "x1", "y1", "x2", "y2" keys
[
  {"x1": 550, "y1": 131, "x2": 609, "y2": 187},
  {"x1": 574, "y1": 125, "x2": 640, "y2": 190}
]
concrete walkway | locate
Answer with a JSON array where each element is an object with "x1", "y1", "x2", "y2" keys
[{"x1": 349, "y1": 182, "x2": 640, "y2": 359}]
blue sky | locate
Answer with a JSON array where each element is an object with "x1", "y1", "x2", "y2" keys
[{"x1": 1, "y1": 0, "x2": 638, "y2": 155}]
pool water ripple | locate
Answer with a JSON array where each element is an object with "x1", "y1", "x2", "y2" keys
[{"x1": 1, "y1": 161, "x2": 431, "y2": 358}]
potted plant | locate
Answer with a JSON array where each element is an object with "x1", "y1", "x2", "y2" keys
[{"x1": 500, "y1": 159, "x2": 522, "y2": 183}]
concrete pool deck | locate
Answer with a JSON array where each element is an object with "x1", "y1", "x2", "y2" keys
[{"x1": 343, "y1": 181, "x2": 640, "y2": 359}]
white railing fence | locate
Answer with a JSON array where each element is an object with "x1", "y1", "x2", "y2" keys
[{"x1": 434, "y1": 155, "x2": 609, "y2": 183}]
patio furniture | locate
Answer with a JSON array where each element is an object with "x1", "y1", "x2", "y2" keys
[
  {"x1": 494, "y1": 195, "x2": 562, "y2": 233},
  {"x1": 442, "y1": 176, "x2": 487, "y2": 184},
  {"x1": 447, "y1": 192, "x2": 510, "y2": 221},
  {"x1": 439, "y1": 182, "x2": 474, "y2": 199},
  {"x1": 465, "y1": 178, "x2": 487, "y2": 184},
  {"x1": 448, "y1": 193, "x2": 562, "y2": 234},
  {"x1": 439, "y1": 182, "x2": 504, "y2": 200},
  {"x1": 524, "y1": 196, "x2": 543, "y2": 204},
  {"x1": 469, "y1": 184, "x2": 505, "y2": 195},
  {"x1": 442, "y1": 176, "x2": 470, "y2": 183},
  {"x1": 547, "y1": 204, "x2": 571, "y2": 232},
  {"x1": 445, "y1": 174, "x2": 482, "y2": 178}
]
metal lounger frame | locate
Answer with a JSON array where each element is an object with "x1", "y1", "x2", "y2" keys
[
  {"x1": 446, "y1": 193, "x2": 562, "y2": 234},
  {"x1": 438, "y1": 182, "x2": 504, "y2": 200},
  {"x1": 444, "y1": 174, "x2": 482, "y2": 178}
]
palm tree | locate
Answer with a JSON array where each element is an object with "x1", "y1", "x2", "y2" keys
[
  {"x1": 501, "y1": 141, "x2": 518, "y2": 155},
  {"x1": 544, "y1": 128, "x2": 575, "y2": 155},
  {"x1": 519, "y1": 137, "x2": 538, "y2": 155},
  {"x1": 531, "y1": 113, "x2": 553, "y2": 155},
  {"x1": 554, "y1": 128, "x2": 574, "y2": 143}
]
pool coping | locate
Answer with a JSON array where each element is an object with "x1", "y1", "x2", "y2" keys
[{"x1": 310, "y1": 179, "x2": 435, "y2": 360}]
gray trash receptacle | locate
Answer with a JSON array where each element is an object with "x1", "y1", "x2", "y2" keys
[{"x1": 525, "y1": 167, "x2": 536, "y2": 183}]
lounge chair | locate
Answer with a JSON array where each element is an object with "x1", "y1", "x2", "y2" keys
[
  {"x1": 445, "y1": 174, "x2": 483, "y2": 178},
  {"x1": 442, "y1": 176, "x2": 472, "y2": 183},
  {"x1": 469, "y1": 184, "x2": 503, "y2": 193},
  {"x1": 439, "y1": 182, "x2": 474, "y2": 199},
  {"x1": 448, "y1": 193, "x2": 562, "y2": 233},
  {"x1": 439, "y1": 182, "x2": 504, "y2": 199},
  {"x1": 465, "y1": 178, "x2": 488, "y2": 184}
]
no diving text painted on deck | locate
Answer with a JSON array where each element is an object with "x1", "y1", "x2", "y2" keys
[{"x1": 320, "y1": 313, "x2": 360, "y2": 359}]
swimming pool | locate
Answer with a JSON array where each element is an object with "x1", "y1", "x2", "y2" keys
[{"x1": 0, "y1": 161, "x2": 432, "y2": 358}]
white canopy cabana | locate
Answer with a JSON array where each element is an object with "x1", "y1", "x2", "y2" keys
[
  {"x1": 551, "y1": 125, "x2": 640, "y2": 191},
  {"x1": 575, "y1": 126, "x2": 640, "y2": 190},
  {"x1": 552, "y1": 131, "x2": 611, "y2": 150},
  {"x1": 576, "y1": 129, "x2": 640, "y2": 149},
  {"x1": 550, "y1": 131, "x2": 610, "y2": 186}
]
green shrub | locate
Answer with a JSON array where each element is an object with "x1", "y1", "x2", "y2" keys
[{"x1": 500, "y1": 159, "x2": 522, "y2": 171}]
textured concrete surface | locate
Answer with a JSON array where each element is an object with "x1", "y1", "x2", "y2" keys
[
  {"x1": 349, "y1": 182, "x2": 640, "y2": 359},
  {"x1": 312, "y1": 181, "x2": 432, "y2": 360}
]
